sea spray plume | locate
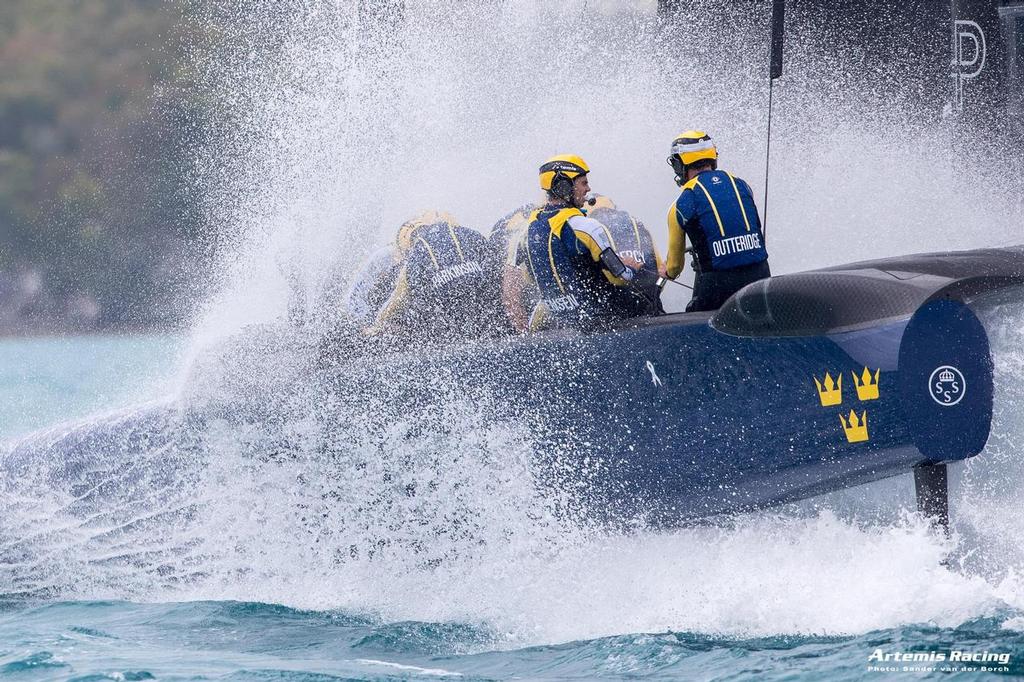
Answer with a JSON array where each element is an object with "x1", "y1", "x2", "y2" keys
[
  {"x1": 176, "y1": 399, "x2": 582, "y2": 610},
  {"x1": 0, "y1": 324, "x2": 602, "y2": 608},
  {"x1": 0, "y1": 403, "x2": 209, "y2": 601},
  {"x1": 182, "y1": 0, "x2": 409, "y2": 347},
  {"x1": 185, "y1": 0, "x2": 1022, "y2": 343},
  {"x1": 161, "y1": 332, "x2": 621, "y2": 618},
  {"x1": 955, "y1": 302, "x2": 1024, "y2": 584}
]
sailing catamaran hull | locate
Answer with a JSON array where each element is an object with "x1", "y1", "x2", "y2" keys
[
  {"x1": 325, "y1": 245, "x2": 1022, "y2": 523},
  {"x1": 5, "y1": 246, "x2": 1023, "y2": 527}
]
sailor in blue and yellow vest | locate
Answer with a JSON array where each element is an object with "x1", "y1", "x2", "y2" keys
[
  {"x1": 339, "y1": 244, "x2": 403, "y2": 327},
  {"x1": 366, "y1": 210, "x2": 494, "y2": 341},
  {"x1": 518, "y1": 154, "x2": 651, "y2": 331},
  {"x1": 665, "y1": 131, "x2": 771, "y2": 312},
  {"x1": 487, "y1": 203, "x2": 539, "y2": 333},
  {"x1": 582, "y1": 193, "x2": 664, "y2": 314}
]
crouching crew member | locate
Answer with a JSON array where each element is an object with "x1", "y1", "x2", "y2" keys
[
  {"x1": 367, "y1": 210, "x2": 492, "y2": 342},
  {"x1": 340, "y1": 244, "x2": 403, "y2": 327},
  {"x1": 665, "y1": 130, "x2": 770, "y2": 312},
  {"x1": 487, "y1": 203, "x2": 538, "y2": 333},
  {"x1": 519, "y1": 154, "x2": 650, "y2": 331},
  {"x1": 583, "y1": 193, "x2": 664, "y2": 315}
]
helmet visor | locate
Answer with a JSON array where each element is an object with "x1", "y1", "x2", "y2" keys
[{"x1": 670, "y1": 136, "x2": 715, "y2": 158}]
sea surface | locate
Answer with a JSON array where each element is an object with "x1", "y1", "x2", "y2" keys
[{"x1": 2, "y1": 329, "x2": 1024, "y2": 681}]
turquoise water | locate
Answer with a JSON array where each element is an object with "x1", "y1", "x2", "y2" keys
[
  {"x1": 1, "y1": 601, "x2": 1023, "y2": 680},
  {"x1": 1, "y1": 601, "x2": 1021, "y2": 681},
  {"x1": 0, "y1": 335, "x2": 184, "y2": 442},
  {"x1": 2, "y1": 332, "x2": 1024, "y2": 680}
]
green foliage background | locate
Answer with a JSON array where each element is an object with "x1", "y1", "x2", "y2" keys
[{"x1": 0, "y1": 0, "x2": 209, "y2": 331}]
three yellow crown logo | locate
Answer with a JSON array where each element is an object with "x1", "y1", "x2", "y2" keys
[
  {"x1": 853, "y1": 367, "x2": 880, "y2": 401},
  {"x1": 812, "y1": 367, "x2": 880, "y2": 444},
  {"x1": 839, "y1": 410, "x2": 869, "y2": 443},
  {"x1": 814, "y1": 372, "x2": 842, "y2": 406}
]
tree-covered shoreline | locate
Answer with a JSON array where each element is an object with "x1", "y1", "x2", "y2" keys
[{"x1": 1, "y1": 0, "x2": 212, "y2": 335}]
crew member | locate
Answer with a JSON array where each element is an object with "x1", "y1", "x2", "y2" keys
[
  {"x1": 665, "y1": 130, "x2": 770, "y2": 312},
  {"x1": 583, "y1": 193, "x2": 664, "y2": 314},
  {"x1": 367, "y1": 210, "x2": 492, "y2": 342},
  {"x1": 487, "y1": 203, "x2": 538, "y2": 333},
  {"x1": 339, "y1": 244, "x2": 403, "y2": 327},
  {"x1": 519, "y1": 154, "x2": 650, "y2": 331}
]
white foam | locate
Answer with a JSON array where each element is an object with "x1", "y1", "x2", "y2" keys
[{"x1": 355, "y1": 659, "x2": 463, "y2": 677}]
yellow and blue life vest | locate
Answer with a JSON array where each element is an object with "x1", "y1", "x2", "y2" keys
[
  {"x1": 585, "y1": 206, "x2": 662, "y2": 275},
  {"x1": 373, "y1": 220, "x2": 491, "y2": 338},
  {"x1": 670, "y1": 170, "x2": 768, "y2": 272},
  {"x1": 520, "y1": 206, "x2": 627, "y2": 323},
  {"x1": 404, "y1": 222, "x2": 486, "y2": 296}
]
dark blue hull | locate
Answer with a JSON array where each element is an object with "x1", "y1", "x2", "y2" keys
[
  {"x1": 6, "y1": 246, "x2": 1024, "y2": 527},
  {"x1": 324, "y1": 246, "x2": 1023, "y2": 523}
]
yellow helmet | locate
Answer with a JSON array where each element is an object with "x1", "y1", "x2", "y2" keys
[
  {"x1": 667, "y1": 130, "x2": 718, "y2": 185},
  {"x1": 539, "y1": 154, "x2": 590, "y2": 202},
  {"x1": 396, "y1": 209, "x2": 457, "y2": 251},
  {"x1": 583, "y1": 192, "x2": 616, "y2": 212}
]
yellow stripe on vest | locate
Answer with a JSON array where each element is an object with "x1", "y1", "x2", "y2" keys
[
  {"x1": 602, "y1": 225, "x2": 617, "y2": 252},
  {"x1": 523, "y1": 208, "x2": 541, "y2": 286},
  {"x1": 548, "y1": 230, "x2": 566, "y2": 294},
  {"x1": 416, "y1": 236, "x2": 440, "y2": 268},
  {"x1": 629, "y1": 215, "x2": 642, "y2": 251},
  {"x1": 446, "y1": 222, "x2": 466, "y2": 260},
  {"x1": 694, "y1": 180, "x2": 725, "y2": 237},
  {"x1": 725, "y1": 172, "x2": 752, "y2": 233}
]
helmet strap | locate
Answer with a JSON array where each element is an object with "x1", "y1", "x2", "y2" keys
[
  {"x1": 669, "y1": 155, "x2": 687, "y2": 187},
  {"x1": 551, "y1": 173, "x2": 575, "y2": 206}
]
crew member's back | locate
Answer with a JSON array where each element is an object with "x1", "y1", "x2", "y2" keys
[
  {"x1": 488, "y1": 203, "x2": 538, "y2": 333},
  {"x1": 664, "y1": 130, "x2": 770, "y2": 312},
  {"x1": 584, "y1": 194, "x2": 664, "y2": 315},
  {"x1": 373, "y1": 217, "x2": 492, "y2": 342}
]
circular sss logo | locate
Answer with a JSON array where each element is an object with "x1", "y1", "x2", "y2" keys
[{"x1": 929, "y1": 365, "x2": 966, "y2": 406}]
